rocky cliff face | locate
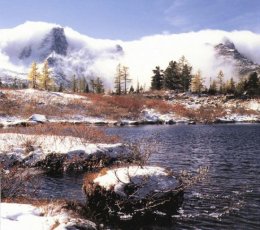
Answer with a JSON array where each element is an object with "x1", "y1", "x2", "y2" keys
[{"x1": 215, "y1": 39, "x2": 260, "y2": 76}]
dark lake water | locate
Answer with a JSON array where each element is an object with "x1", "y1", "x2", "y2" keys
[{"x1": 39, "y1": 124, "x2": 260, "y2": 229}]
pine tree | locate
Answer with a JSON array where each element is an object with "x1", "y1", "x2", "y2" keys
[
  {"x1": 164, "y1": 61, "x2": 179, "y2": 90},
  {"x1": 136, "y1": 80, "x2": 140, "y2": 94},
  {"x1": 225, "y1": 78, "x2": 236, "y2": 94},
  {"x1": 245, "y1": 72, "x2": 259, "y2": 96},
  {"x1": 40, "y1": 60, "x2": 52, "y2": 90},
  {"x1": 84, "y1": 82, "x2": 90, "y2": 93},
  {"x1": 129, "y1": 85, "x2": 134, "y2": 94},
  {"x1": 208, "y1": 79, "x2": 217, "y2": 95},
  {"x1": 190, "y1": 70, "x2": 204, "y2": 94},
  {"x1": 28, "y1": 61, "x2": 39, "y2": 89},
  {"x1": 95, "y1": 77, "x2": 104, "y2": 94},
  {"x1": 151, "y1": 66, "x2": 164, "y2": 90},
  {"x1": 178, "y1": 56, "x2": 192, "y2": 91}
]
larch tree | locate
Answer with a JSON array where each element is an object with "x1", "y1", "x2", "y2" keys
[
  {"x1": 190, "y1": 70, "x2": 204, "y2": 94},
  {"x1": 114, "y1": 64, "x2": 123, "y2": 95},
  {"x1": 28, "y1": 61, "x2": 39, "y2": 89},
  {"x1": 40, "y1": 60, "x2": 52, "y2": 90},
  {"x1": 217, "y1": 70, "x2": 224, "y2": 93},
  {"x1": 122, "y1": 66, "x2": 132, "y2": 94}
]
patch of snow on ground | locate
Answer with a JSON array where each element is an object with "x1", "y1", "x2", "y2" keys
[
  {"x1": 5, "y1": 89, "x2": 89, "y2": 105},
  {"x1": 142, "y1": 109, "x2": 189, "y2": 123},
  {"x1": 93, "y1": 166, "x2": 179, "y2": 198},
  {"x1": 246, "y1": 100, "x2": 260, "y2": 111},
  {"x1": 0, "y1": 133, "x2": 122, "y2": 165},
  {"x1": 0, "y1": 202, "x2": 96, "y2": 230},
  {"x1": 217, "y1": 114, "x2": 259, "y2": 122}
]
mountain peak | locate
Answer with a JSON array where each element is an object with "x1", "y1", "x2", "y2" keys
[
  {"x1": 215, "y1": 38, "x2": 260, "y2": 75},
  {"x1": 49, "y1": 27, "x2": 68, "y2": 56}
]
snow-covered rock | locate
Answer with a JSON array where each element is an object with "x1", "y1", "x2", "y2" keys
[
  {"x1": 93, "y1": 166, "x2": 179, "y2": 199},
  {"x1": 0, "y1": 133, "x2": 123, "y2": 170},
  {"x1": 83, "y1": 165, "x2": 183, "y2": 219},
  {"x1": 29, "y1": 114, "x2": 48, "y2": 123},
  {"x1": 0, "y1": 202, "x2": 96, "y2": 230},
  {"x1": 216, "y1": 114, "x2": 259, "y2": 123}
]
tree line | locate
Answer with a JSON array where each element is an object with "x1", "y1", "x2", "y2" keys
[
  {"x1": 0, "y1": 58, "x2": 259, "y2": 97},
  {"x1": 151, "y1": 56, "x2": 260, "y2": 97}
]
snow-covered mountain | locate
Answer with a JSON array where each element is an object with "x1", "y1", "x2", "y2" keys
[
  {"x1": 215, "y1": 39, "x2": 260, "y2": 76},
  {"x1": 1, "y1": 21, "x2": 260, "y2": 88}
]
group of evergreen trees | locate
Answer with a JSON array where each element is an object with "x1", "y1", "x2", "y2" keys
[
  {"x1": 151, "y1": 56, "x2": 260, "y2": 97},
  {"x1": 208, "y1": 71, "x2": 260, "y2": 96},
  {"x1": 151, "y1": 56, "x2": 193, "y2": 92}
]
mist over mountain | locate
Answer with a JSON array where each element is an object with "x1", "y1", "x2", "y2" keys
[{"x1": 0, "y1": 21, "x2": 260, "y2": 89}]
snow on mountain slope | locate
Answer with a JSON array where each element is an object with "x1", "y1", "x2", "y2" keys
[{"x1": 1, "y1": 21, "x2": 260, "y2": 88}]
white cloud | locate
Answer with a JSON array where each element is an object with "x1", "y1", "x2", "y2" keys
[{"x1": 1, "y1": 22, "x2": 260, "y2": 89}]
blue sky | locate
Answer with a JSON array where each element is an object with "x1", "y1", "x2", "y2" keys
[{"x1": 0, "y1": 0, "x2": 259, "y2": 40}]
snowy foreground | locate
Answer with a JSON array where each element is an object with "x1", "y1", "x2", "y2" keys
[
  {"x1": 1, "y1": 202, "x2": 96, "y2": 230},
  {"x1": 0, "y1": 133, "x2": 123, "y2": 170}
]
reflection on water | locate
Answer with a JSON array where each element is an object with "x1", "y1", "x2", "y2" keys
[{"x1": 38, "y1": 124, "x2": 260, "y2": 229}]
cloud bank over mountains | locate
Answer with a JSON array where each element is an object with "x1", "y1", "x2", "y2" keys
[{"x1": 0, "y1": 21, "x2": 260, "y2": 89}]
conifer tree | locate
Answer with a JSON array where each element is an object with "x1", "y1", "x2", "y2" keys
[
  {"x1": 225, "y1": 78, "x2": 236, "y2": 94},
  {"x1": 95, "y1": 77, "x2": 104, "y2": 94},
  {"x1": 217, "y1": 70, "x2": 224, "y2": 93},
  {"x1": 84, "y1": 82, "x2": 90, "y2": 93},
  {"x1": 40, "y1": 60, "x2": 52, "y2": 90},
  {"x1": 122, "y1": 66, "x2": 131, "y2": 94},
  {"x1": 114, "y1": 64, "x2": 123, "y2": 95},
  {"x1": 129, "y1": 85, "x2": 134, "y2": 94},
  {"x1": 164, "y1": 61, "x2": 179, "y2": 90},
  {"x1": 151, "y1": 66, "x2": 164, "y2": 90},
  {"x1": 245, "y1": 72, "x2": 259, "y2": 96},
  {"x1": 190, "y1": 70, "x2": 204, "y2": 94},
  {"x1": 58, "y1": 83, "x2": 63, "y2": 92},
  {"x1": 28, "y1": 61, "x2": 39, "y2": 89},
  {"x1": 72, "y1": 75, "x2": 78, "y2": 92},
  {"x1": 178, "y1": 56, "x2": 192, "y2": 91},
  {"x1": 136, "y1": 80, "x2": 140, "y2": 94},
  {"x1": 208, "y1": 79, "x2": 217, "y2": 95}
]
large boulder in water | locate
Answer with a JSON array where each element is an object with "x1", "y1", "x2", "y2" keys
[{"x1": 83, "y1": 165, "x2": 184, "y2": 220}]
